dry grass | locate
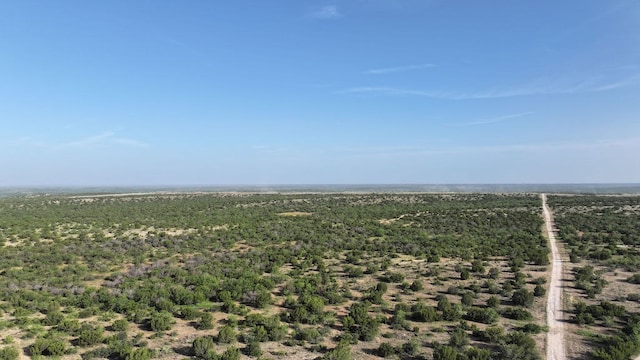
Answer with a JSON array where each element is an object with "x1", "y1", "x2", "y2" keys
[{"x1": 278, "y1": 212, "x2": 313, "y2": 217}]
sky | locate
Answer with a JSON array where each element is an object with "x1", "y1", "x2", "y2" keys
[{"x1": 1, "y1": 0, "x2": 639, "y2": 186}]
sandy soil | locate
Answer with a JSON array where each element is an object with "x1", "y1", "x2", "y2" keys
[
  {"x1": 542, "y1": 194, "x2": 566, "y2": 360},
  {"x1": 277, "y1": 212, "x2": 313, "y2": 217}
]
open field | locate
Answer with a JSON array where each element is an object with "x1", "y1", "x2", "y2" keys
[{"x1": 0, "y1": 192, "x2": 583, "y2": 359}]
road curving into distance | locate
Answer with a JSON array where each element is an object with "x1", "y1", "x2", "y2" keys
[{"x1": 542, "y1": 194, "x2": 566, "y2": 360}]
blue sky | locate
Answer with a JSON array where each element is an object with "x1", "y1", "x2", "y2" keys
[{"x1": 1, "y1": 0, "x2": 639, "y2": 186}]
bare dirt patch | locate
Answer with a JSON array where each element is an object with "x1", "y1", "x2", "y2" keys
[{"x1": 278, "y1": 212, "x2": 313, "y2": 217}]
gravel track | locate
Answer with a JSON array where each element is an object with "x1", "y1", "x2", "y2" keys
[{"x1": 542, "y1": 193, "x2": 566, "y2": 360}]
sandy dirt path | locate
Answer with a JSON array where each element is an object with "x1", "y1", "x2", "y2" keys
[{"x1": 542, "y1": 194, "x2": 566, "y2": 360}]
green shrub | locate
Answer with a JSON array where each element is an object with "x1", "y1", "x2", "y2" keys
[
  {"x1": 401, "y1": 339, "x2": 418, "y2": 355},
  {"x1": 465, "y1": 347, "x2": 492, "y2": 360},
  {"x1": 251, "y1": 325, "x2": 269, "y2": 342},
  {"x1": 511, "y1": 289, "x2": 534, "y2": 307},
  {"x1": 107, "y1": 337, "x2": 134, "y2": 360},
  {"x1": 488, "y1": 267, "x2": 500, "y2": 279},
  {"x1": 192, "y1": 336, "x2": 215, "y2": 359},
  {"x1": 627, "y1": 274, "x2": 640, "y2": 284},
  {"x1": 377, "y1": 342, "x2": 395, "y2": 357},
  {"x1": 502, "y1": 307, "x2": 533, "y2": 321},
  {"x1": 476, "y1": 326, "x2": 505, "y2": 343},
  {"x1": 295, "y1": 327, "x2": 323, "y2": 343},
  {"x1": 411, "y1": 301, "x2": 440, "y2": 322},
  {"x1": 386, "y1": 272, "x2": 405, "y2": 283},
  {"x1": 409, "y1": 280, "x2": 424, "y2": 291},
  {"x1": 0, "y1": 346, "x2": 19, "y2": 360},
  {"x1": 112, "y1": 319, "x2": 129, "y2": 332},
  {"x1": 433, "y1": 344, "x2": 459, "y2": 360},
  {"x1": 487, "y1": 295, "x2": 500, "y2": 308},
  {"x1": 81, "y1": 346, "x2": 112, "y2": 360},
  {"x1": 126, "y1": 347, "x2": 154, "y2": 360},
  {"x1": 521, "y1": 323, "x2": 544, "y2": 334},
  {"x1": 220, "y1": 346, "x2": 240, "y2": 360},
  {"x1": 471, "y1": 260, "x2": 485, "y2": 274},
  {"x1": 180, "y1": 306, "x2": 200, "y2": 320},
  {"x1": 198, "y1": 312, "x2": 214, "y2": 330},
  {"x1": 149, "y1": 311, "x2": 174, "y2": 332},
  {"x1": 461, "y1": 292, "x2": 474, "y2": 307},
  {"x1": 460, "y1": 269, "x2": 470, "y2": 280},
  {"x1": 42, "y1": 311, "x2": 65, "y2": 326},
  {"x1": 56, "y1": 318, "x2": 81, "y2": 334},
  {"x1": 627, "y1": 293, "x2": 640, "y2": 302},
  {"x1": 449, "y1": 327, "x2": 469, "y2": 348},
  {"x1": 321, "y1": 342, "x2": 351, "y2": 360},
  {"x1": 77, "y1": 324, "x2": 104, "y2": 347},
  {"x1": 217, "y1": 325, "x2": 236, "y2": 344},
  {"x1": 592, "y1": 335, "x2": 640, "y2": 360},
  {"x1": 390, "y1": 309, "x2": 410, "y2": 330},
  {"x1": 575, "y1": 312, "x2": 595, "y2": 325},
  {"x1": 442, "y1": 304, "x2": 463, "y2": 321},
  {"x1": 498, "y1": 331, "x2": 540, "y2": 360},
  {"x1": 245, "y1": 341, "x2": 262, "y2": 357},
  {"x1": 29, "y1": 337, "x2": 66, "y2": 356},
  {"x1": 465, "y1": 307, "x2": 498, "y2": 324}
]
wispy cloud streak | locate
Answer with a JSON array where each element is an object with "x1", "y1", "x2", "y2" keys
[
  {"x1": 339, "y1": 87, "x2": 446, "y2": 97},
  {"x1": 112, "y1": 137, "x2": 149, "y2": 148},
  {"x1": 341, "y1": 73, "x2": 640, "y2": 99},
  {"x1": 454, "y1": 112, "x2": 534, "y2": 127},
  {"x1": 312, "y1": 5, "x2": 342, "y2": 19},
  {"x1": 327, "y1": 136, "x2": 640, "y2": 158},
  {"x1": 251, "y1": 145, "x2": 288, "y2": 154},
  {"x1": 365, "y1": 63, "x2": 436, "y2": 74},
  {"x1": 57, "y1": 132, "x2": 115, "y2": 149},
  {"x1": 50, "y1": 132, "x2": 149, "y2": 150}
]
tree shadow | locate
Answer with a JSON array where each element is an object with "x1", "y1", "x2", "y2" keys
[{"x1": 173, "y1": 345, "x2": 193, "y2": 357}]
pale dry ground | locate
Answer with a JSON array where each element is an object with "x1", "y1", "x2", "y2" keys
[
  {"x1": 377, "y1": 212, "x2": 424, "y2": 225},
  {"x1": 277, "y1": 212, "x2": 313, "y2": 217},
  {"x1": 69, "y1": 192, "x2": 186, "y2": 198},
  {"x1": 2, "y1": 324, "x2": 29, "y2": 360},
  {"x1": 542, "y1": 194, "x2": 566, "y2": 360}
]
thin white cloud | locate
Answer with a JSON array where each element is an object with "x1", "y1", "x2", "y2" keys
[
  {"x1": 365, "y1": 63, "x2": 436, "y2": 75},
  {"x1": 328, "y1": 136, "x2": 640, "y2": 158},
  {"x1": 57, "y1": 132, "x2": 115, "y2": 149},
  {"x1": 50, "y1": 132, "x2": 148, "y2": 150},
  {"x1": 251, "y1": 145, "x2": 288, "y2": 154},
  {"x1": 466, "y1": 136, "x2": 640, "y2": 154},
  {"x1": 4, "y1": 132, "x2": 149, "y2": 151},
  {"x1": 312, "y1": 5, "x2": 342, "y2": 19},
  {"x1": 112, "y1": 138, "x2": 149, "y2": 148},
  {"x1": 340, "y1": 72, "x2": 640, "y2": 99},
  {"x1": 454, "y1": 112, "x2": 534, "y2": 127},
  {"x1": 587, "y1": 74, "x2": 640, "y2": 91},
  {"x1": 339, "y1": 87, "x2": 446, "y2": 97}
]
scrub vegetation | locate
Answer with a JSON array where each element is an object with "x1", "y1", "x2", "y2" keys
[
  {"x1": 548, "y1": 195, "x2": 640, "y2": 360},
  {"x1": 0, "y1": 192, "x2": 551, "y2": 359}
]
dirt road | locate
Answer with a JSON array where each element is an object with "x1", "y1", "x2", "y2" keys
[{"x1": 542, "y1": 194, "x2": 566, "y2": 360}]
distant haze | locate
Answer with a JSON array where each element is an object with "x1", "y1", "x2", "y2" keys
[{"x1": 2, "y1": 184, "x2": 640, "y2": 197}]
